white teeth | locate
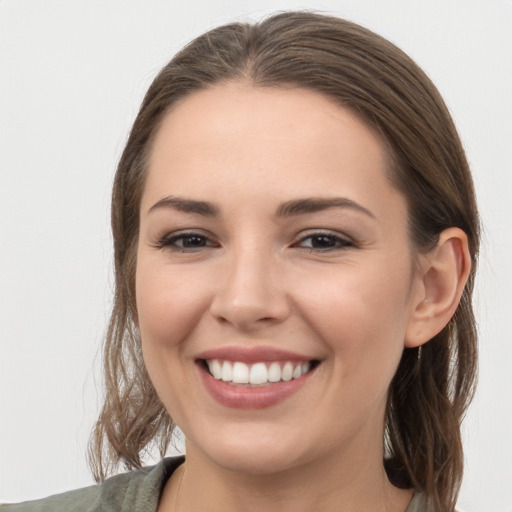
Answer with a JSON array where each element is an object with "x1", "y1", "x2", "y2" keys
[
  {"x1": 206, "y1": 359, "x2": 313, "y2": 385},
  {"x1": 221, "y1": 361, "x2": 233, "y2": 382},
  {"x1": 249, "y1": 362, "x2": 268, "y2": 385},
  {"x1": 210, "y1": 359, "x2": 222, "y2": 379},
  {"x1": 281, "y1": 362, "x2": 293, "y2": 381},
  {"x1": 232, "y1": 362, "x2": 249, "y2": 384},
  {"x1": 268, "y1": 362, "x2": 281, "y2": 382}
]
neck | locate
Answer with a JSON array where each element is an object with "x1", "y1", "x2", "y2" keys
[{"x1": 160, "y1": 439, "x2": 413, "y2": 512}]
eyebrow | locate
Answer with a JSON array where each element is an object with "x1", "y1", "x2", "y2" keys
[
  {"x1": 276, "y1": 197, "x2": 375, "y2": 219},
  {"x1": 147, "y1": 195, "x2": 374, "y2": 219},
  {"x1": 148, "y1": 196, "x2": 219, "y2": 216}
]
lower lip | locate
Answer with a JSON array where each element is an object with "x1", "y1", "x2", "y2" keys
[{"x1": 198, "y1": 363, "x2": 315, "y2": 409}]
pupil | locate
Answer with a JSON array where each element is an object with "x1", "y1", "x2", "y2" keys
[
  {"x1": 184, "y1": 236, "x2": 205, "y2": 247},
  {"x1": 312, "y1": 235, "x2": 335, "y2": 248}
]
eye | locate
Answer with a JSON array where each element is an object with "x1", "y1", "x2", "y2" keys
[
  {"x1": 157, "y1": 232, "x2": 217, "y2": 251},
  {"x1": 295, "y1": 232, "x2": 354, "y2": 251}
]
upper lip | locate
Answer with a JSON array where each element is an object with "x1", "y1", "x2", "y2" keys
[{"x1": 196, "y1": 346, "x2": 318, "y2": 364}]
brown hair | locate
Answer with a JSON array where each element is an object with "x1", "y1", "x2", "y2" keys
[{"x1": 88, "y1": 12, "x2": 479, "y2": 511}]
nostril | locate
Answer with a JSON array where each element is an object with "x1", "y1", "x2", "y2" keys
[{"x1": 210, "y1": 299, "x2": 290, "y2": 330}]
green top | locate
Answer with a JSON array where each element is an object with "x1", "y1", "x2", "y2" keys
[
  {"x1": 1, "y1": 456, "x2": 427, "y2": 511},
  {"x1": 0, "y1": 457, "x2": 183, "y2": 512}
]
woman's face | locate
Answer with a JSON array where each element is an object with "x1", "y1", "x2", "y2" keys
[{"x1": 136, "y1": 83, "x2": 425, "y2": 474}]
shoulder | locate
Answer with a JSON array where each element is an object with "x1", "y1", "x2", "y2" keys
[
  {"x1": 0, "y1": 483, "x2": 100, "y2": 512},
  {"x1": 0, "y1": 456, "x2": 184, "y2": 512}
]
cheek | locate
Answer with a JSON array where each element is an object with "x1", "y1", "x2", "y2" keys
[
  {"x1": 135, "y1": 261, "x2": 211, "y2": 415},
  {"x1": 136, "y1": 260, "x2": 207, "y2": 344},
  {"x1": 295, "y1": 261, "x2": 412, "y2": 373}
]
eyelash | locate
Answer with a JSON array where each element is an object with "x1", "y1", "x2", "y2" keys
[
  {"x1": 294, "y1": 232, "x2": 355, "y2": 251},
  {"x1": 156, "y1": 232, "x2": 217, "y2": 251},
  {"x1": 156, "y1": 231, "x2": 355, "y2": 252}
]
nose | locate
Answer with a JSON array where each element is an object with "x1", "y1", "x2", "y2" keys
[{"x1": 209, "y1": 247, "x2": 290, "y2": 331}]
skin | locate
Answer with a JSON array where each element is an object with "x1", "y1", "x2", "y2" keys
[{"x1": 135, "y1": 83, "x2": 468, "y2": 511}]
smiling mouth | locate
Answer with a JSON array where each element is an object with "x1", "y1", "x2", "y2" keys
[{"x1": 199, "y1": 359, "x2": 320, "y2": 386}]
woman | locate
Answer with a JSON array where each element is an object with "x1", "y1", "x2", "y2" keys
[{"x1": 1, "y1": 11, "x2": 479, "y2": 512}]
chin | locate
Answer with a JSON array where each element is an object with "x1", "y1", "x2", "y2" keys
[
  {"x1": 210, "y1": 446, "x2": 308, "y2": 476},
  {"x1": 186, "y1": 422, "x2": 314, "y2": 476}
]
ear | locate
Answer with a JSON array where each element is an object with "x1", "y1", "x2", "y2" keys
[{"x1": 405, "y1": 228, "x2": 472, "y2": 348}]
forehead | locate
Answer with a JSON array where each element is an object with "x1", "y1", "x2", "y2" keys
[{"x1": 143, "y1": 83, "x2": 405, "y2": 221}]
